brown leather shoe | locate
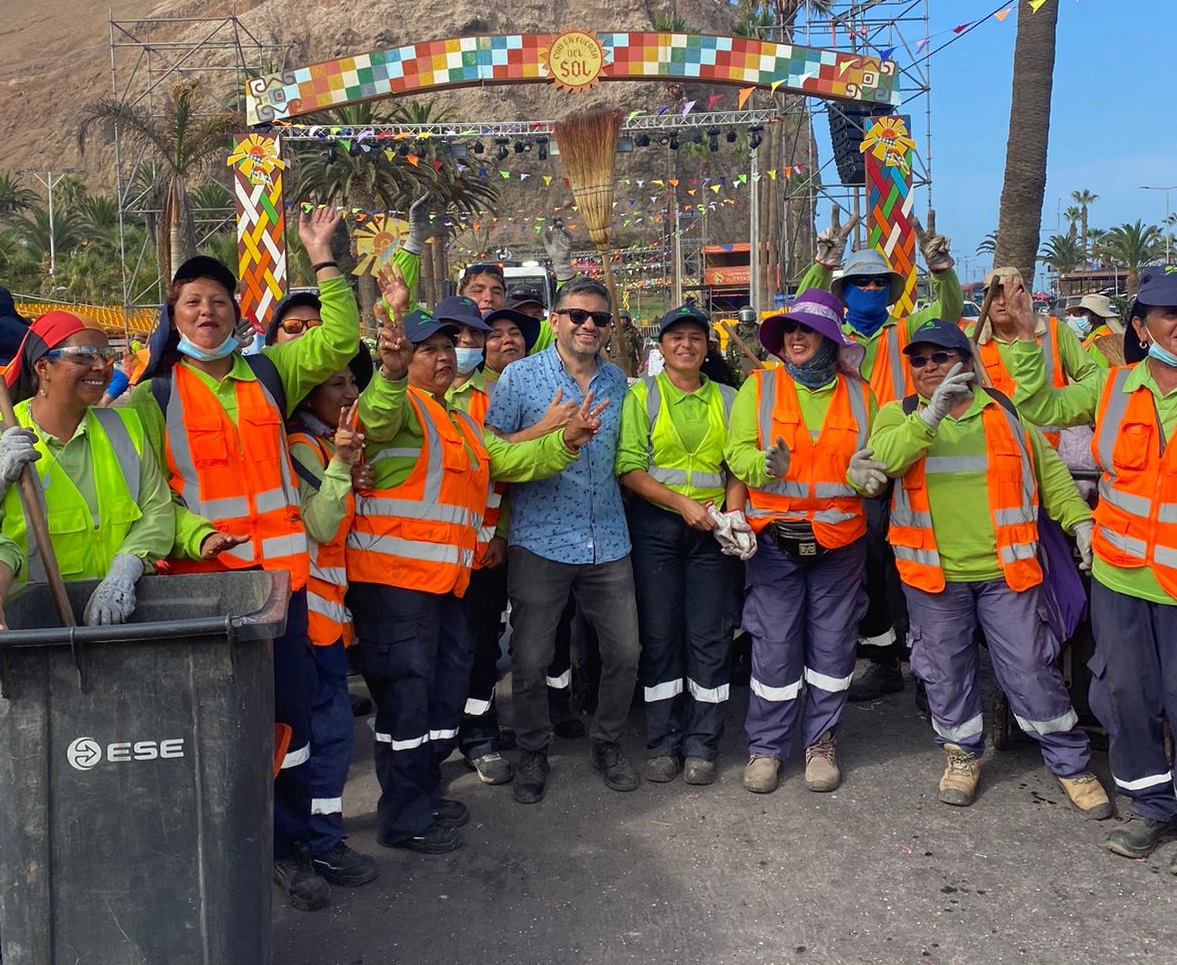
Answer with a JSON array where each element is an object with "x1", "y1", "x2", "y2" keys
[
  {"x1": 938, "y1": 743, "x2": 981, "y2": 806},
  {"x1": 1057, "y1": 773, "x2": 1113, "y2": 820}
]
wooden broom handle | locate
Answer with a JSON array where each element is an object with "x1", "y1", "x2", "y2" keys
[
  {"x1": 598, "y1": 251, "x2": 634, "y2": 379},
  {"x1": 0, "y1": 380, "x2": 76, "y2": 627},
  {"x1": 720, "y1": 321, "x2": 766, "y2": 370}
]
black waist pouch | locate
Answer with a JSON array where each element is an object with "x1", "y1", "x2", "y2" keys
[{"x1": 769, "y1": 521, "x2": 828, "y2": 561}]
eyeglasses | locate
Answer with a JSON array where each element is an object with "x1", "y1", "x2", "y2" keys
[
  {"x1": 44, "y1": 346, "x2": 119, "y2": 365},
  {"x1": 553, "y1": 308, "x2": 613, "y2": 327},
  {"x1": 278, "y1": 317, "x2": 322, "y2": 335},
  {"x1": 908, "y1": 351, "x2": 963, "y2": 369},
  {"x1": 779, "y1": 319, "x2": 815, "y2": 335},
  {"x1": 844, "y1": 275, "x2": 891, "y2": 290}
]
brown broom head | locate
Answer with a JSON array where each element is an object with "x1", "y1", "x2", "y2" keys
[{"x1": 553, "y1": 108, "x2": 624, "y2": 250}]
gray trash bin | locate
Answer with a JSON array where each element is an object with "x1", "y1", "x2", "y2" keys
[{"x1": 0, "y1": 570, "x2": 289, "y2": 965}]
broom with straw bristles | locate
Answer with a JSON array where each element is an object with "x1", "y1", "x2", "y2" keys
[{"x1": 553, "y1": 107, "x2": 633, "y2": 377}]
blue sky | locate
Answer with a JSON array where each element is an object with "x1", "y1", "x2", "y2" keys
[{"x1": 803, "y1": 0, "x2": 1177, "y2": 289}]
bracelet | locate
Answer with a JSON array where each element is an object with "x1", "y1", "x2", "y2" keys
[{"x1": 312, "y1": 260, "x2": 338, "y2": 272}]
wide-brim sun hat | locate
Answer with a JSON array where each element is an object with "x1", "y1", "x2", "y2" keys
[
  {"x1": 831, "y1": 248, "x2": 905, "y2": 306},
  {"x1": 759, "y1": 288, "x2": 865, "y2": 375}
]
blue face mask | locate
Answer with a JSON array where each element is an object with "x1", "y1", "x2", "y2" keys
[
  {"x1": 177, "y1": 333, "x2": 238, "y2": 362},
  {"x1": 1147, "y1": 339, "x2": 1177, "y2": 368},
  {"x1": 843, "y1": 285, "x2": 891, "y2": 337},
  {"x1": 1066, "y1": 315, "x2": 1092, "y2": 338},
  {"x1": 454, "y1": 346, "x2": 483, "y2": 374}
]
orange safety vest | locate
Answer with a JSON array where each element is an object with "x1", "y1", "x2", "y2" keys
[
  {"x1": 889, "y1": 400, "x2": 1043, "y2": 593},
  {"x1": 856, "y1": 322, "x2": 914, "y2": 405},
  {"x1": 979, "y1": 320, "x2": 1067, "y2": 446},
  {"x1": 455, "y1": 379, "x2": 503, "y2": 570},
  {"x1": 744, "y1": 368, "x2": 870, "y2": 549},
  {"x1": 161, "y1": 364, "x2": 309, "y2": 590},
  {"x1": 1090, "y1": 366, "x2": 1177, "y2": 596},
  {"x1": 346, "y1": 386, "x2": 489, "y2": 597},
  {"x1": 287, "y1": 430, "x2": 355, "y2": 647}
]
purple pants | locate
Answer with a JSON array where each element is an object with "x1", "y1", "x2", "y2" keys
[
  {"x1": 905, "y1": 578, "x2": 1090, "y2": 777},
  {"x1": 743, "y1": 533, "x2": 867, "y2": 760}
]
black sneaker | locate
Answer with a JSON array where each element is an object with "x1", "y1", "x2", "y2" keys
[
  {"x1": 847, "y1": 662, "x2": 905, "y2": 703},
  {"x1": 1105, "y1": 814, "x2": 1177, "y2": 859},
  {"x1": 591, "y1": 740, "x2": 640, "y2": 792},
  {"x1": 465, "y1": 751, "x2": 514, "y2": 785},
  {"x1": 311, "y1": 842, "x2": 378, "y2": 887},
  {"x1": 377, "y1": 822, "x2": 459, "y2": 855},
  {"x1": 513, "y1": 749, "x2": 550, "y2": 804},
  {"x1": 432, "y1": 798, "x2": 470, "y2": 828},
  {"x1": 273, "y1": 854, "x2": 330, "y2": 911}
]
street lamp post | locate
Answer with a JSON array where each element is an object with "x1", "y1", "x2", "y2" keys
[
  {"x1": 1140, "y1": 185, "x2": 1176, "y2": 265},
  {"x1": 25, "y1": 171, "x2": 69, "y2": 277}
]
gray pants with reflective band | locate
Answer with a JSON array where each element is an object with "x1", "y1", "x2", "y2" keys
[
  {"x1": 905, "y1": 578, "x2": 1091, "y2": 776},
  {"x1": 1089, "y1": 579, "x2": 1177, "y2": 821},
  {"x1": 742, "y1": 534, "x2": 867, "y2": 760}
]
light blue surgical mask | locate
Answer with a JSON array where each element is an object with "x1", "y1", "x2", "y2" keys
[
  {"x1": 177, "y1": 333, "x2": 238, "y2": 362},
  {"x1": 1065, "y1": 314, "x2": 1092, "y2": 338},
  {"x1": 454, "y1": 346, "x2": 483, "y2": 374},
  {"x1": 1147, "y1": 339, "x2": 1177, "y2": 368}
]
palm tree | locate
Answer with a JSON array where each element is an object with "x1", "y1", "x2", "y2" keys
[
  {"x1": 1100, "y1": 220, "x2": 1162, "y2": 294},
  {"x1": 1071, "y1": 188, "x2": 1098, "y2": 260},
  {"x1": 77, "y1": 194, "x2": 120, "y2": 241},
  {"x1": 78, "y1": 79, "x2": 241, "y2": 281},
  {"x1": 994, "y1": 0, "x2": 1060, "y2": 286},
  {"x1": 1039, "y1": 234, "x2": 1084, "y2": 274},
  {"x1": 0, "y1": 172, "x2": 37, "y2": 222},
  {"x1": 976, "y1": 230, "x2": 997, "y2": 256},
  {"x1": 1062, "y1": 205, "x2": 1082, "y2": 243}
]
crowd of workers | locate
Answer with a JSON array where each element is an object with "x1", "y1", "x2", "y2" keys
[{"x1": 0, "y1": 198, "x2": 1174, "y2": 915}]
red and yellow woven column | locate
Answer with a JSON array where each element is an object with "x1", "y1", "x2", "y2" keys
[
  {"x1": 227, "y1": 133, "x2": 288, "y2": 327},
  {"x1": 861, "y1": 116, "x2": 916, "y2": 316}
]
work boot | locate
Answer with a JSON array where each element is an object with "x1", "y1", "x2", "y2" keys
[
  {"x1": 1056, "y1": 773, "x2": 1113, "y2": 820},
  {"x1": 804, "y1": 731, "x2": 841, "y2": 792},
  {"x1": 551, "y1": 705, "x2": 587, "y2": 739},
  {"x1": 273, "y1": 853, "x2": 330, "y2": 911},
  {"x1": 432, "y1": 798, "x2": 470, "y2": 829},
  {"x1": 591, "y1": 740, "x2": 640, "y2": 791},
  {"x1": 743, "y1": 755, "x2": 781, "y2": 794},
  {"x1": 847, "y1": 662, "x2": 904, "y2": 703},
  {"x1": 513, "y1": 749, "x2": 550, "y2": 804},
  {"x1": 643, "y1": 755, "x2": 680, "y2": 783},
  {"x1": 938, "y1": 743, "x2": 981, "y2": 807},
  {"x1": 466, "y1": 751, "x2": 514, "y2": 785},
  {"x1": 310, "y1": 842, "x2": 378, "y2": 887},
  {"x1": 378, "y1": 821, "x2": 459, "y2": 855},
  {"x1": 1104, "y1": 814, "x2": 1177, "y2": 859},
  {"x1": 683, "y1": 757, "x2": 717, "y2": 786}
]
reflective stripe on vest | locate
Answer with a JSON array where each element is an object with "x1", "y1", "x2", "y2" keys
[
  {"x1": 640, "y1": 374, "x2": 733, "y2": 502},
  {"x1": 979, "y1": 320, "x2": 1066, "y2": 445},
  {"x1": 889, "y1": 400, "x2": 1042, "y2": 592},
  {"x1": 860, "y1": 323, "x2": 913, "y2": 405},
  {"x1": 1090, "y1": 366, "x2": 1177, "y2": 596},
  {"x1": 346, "y1": 387, "x2": 489, "y2": 597},
  {"x1": 745, "y1": 368, "x2": 869, "y2": 548},
  {"x1": 457, "y1": 381, "x2": 506, "y2": 571},
  {"x1": 162, "y1": 364, "x2": 309, "y2": 589}
]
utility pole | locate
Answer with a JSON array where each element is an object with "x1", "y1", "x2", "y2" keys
[
  {"x1": 749, "y1": 144, "x2": 761, "y2": 312},
  {"x1": 1140, "y1": 185, "x2": 1176, "y2": 265},
  {"x1": 25, "y1": 171, "x2": 69, "y2": 277}
]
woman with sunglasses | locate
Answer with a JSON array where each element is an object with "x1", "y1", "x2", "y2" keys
[
  {"x1": 724, "y1": 289, "x2": 880, "y2": 796},
  {"x1": 0, "y1": 311, "x2": 176, "y2": 630}
]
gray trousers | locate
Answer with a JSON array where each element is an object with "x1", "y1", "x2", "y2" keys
[{"x1": 506, "y1": 547, "x2": 641, "y2": 752}]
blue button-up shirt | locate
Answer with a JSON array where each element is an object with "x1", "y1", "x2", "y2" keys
[{"x1": 485, "y1": 346, "x2": 630, "y2": 565}]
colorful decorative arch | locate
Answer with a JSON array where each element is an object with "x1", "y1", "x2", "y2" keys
[{"x1": 245, "y1": 31, "x2": 900, "y2": 125}]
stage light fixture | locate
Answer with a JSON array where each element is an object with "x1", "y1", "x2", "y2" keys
[
  {"x1": 726, "y1": 130, "x2": 737, "y2": 143},
  {"x1": 707, "y1": 127, "x2": 720, "y2": 152},
  {"x1": 634, "y1": 133, "x2": 651, "y2": 148},
  {"x1": 494, "y1": 137, "x2": 510, "y2": 161},
  {"x1": 472, "y1": 141, "x2": 485, "y2": 154},
  {"x1": 669, "y1": 135, "x2": 680, "y2": 151},
  {"x1": 748, "y1": 125, "x2": 764, "y2": 150},
  {"x1": 536, "y1": 136, "x2": 549, "y2": 160},
  {"x1": 325, "y1": 142, "x2": 337, "y2": 164}
]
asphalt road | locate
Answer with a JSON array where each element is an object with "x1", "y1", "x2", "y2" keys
[{"x1": 272, "y1": 664, "x2": 1175, "y2": 965}]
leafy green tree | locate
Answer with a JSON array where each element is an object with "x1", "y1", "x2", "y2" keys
[
  {"x1": 1070, "y1": 188, "x2": 1098, "y2": 261},
  {"x1": 1039, "y1": 234, "x2": 1084, "y2": 275},
  {"x1": 1100, "y1": 220, "x2": 1162, "y2": 294}
]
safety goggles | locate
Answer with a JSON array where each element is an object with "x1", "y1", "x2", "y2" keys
[
  {"x1": 43, "y1": 346, "x2": 120, "y2": 365},
  {"x1": 843, "y1": 274, "x2": 891, "y2": 290},
  {"x1": 908, "y1": 351, "x2": 963, "y2": 369},
  {"x1": 278, "y1": 317, "x2": 322, "y2": 335},
  {"x1": 553, "y1": 308, "x2": 613, "y2": 327},
  {"x1": 779, "y1": 319, "x2": 816, "y2": 335}
]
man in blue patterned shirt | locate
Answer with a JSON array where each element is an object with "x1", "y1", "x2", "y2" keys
[{"x1": 485, "y1": 277, "x2": 642, "y2": 803}]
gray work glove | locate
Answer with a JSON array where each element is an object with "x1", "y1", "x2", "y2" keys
[
  {"x1": 542, "y1": 219, "x2": 575, "y2": 281},
  {"x1": 83, "y1": 553, "x2": 145, "y2": 627},
  {"x1": 0, "y1": 426, "x2": 40, "y2": 489},
  {"x1": 764, "y1": 435, "x2": 790, "y2": 479},
  {"x1": 707, "y1": 505, "x2": 758, "y2": 561},
  {"x1": 815, "y1": 207, "x2": 860, "y2": 270},
  {"x1": 1073, "y1": 519, "x2": 1094, "y2": 571},
  {"x1": 848, "y1": 447, "x2": 889, "y2": 497},
  {"x1": 912, "y1": 210, "x2": 954, "y2": 273},
  {"x1": 403, "y1": 193, "x2": 431, "y2": 256},
  {"x1": 917, "y1": 362, "x2": 975, "y2": 431}
]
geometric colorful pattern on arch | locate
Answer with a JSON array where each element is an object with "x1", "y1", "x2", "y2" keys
[
  {"x1": 863, "y1": 115, "x2": 916, "y2": 317},
  {"x1": 232, "y1": 133, "x2": 288, "y2": 326}
]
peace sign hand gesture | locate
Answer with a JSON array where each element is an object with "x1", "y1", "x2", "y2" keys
[
  {"x1": 332, "y1": 401, "x2": 365, "y2": 466},
  {"x1": 911, "y1": 209, "x2": 955, "y2": 272},
  {"x1": 815, "y1": 206, "x2": 861, "y2": 269},
  {"x1": 374, "y1": 301, "x2": 414, "y2": 381},
  {"x1": 561, "y1": 391, "x2": 610, "y2": 450}
]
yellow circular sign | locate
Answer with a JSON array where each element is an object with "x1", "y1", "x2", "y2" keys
[{"x1": 546, "y1": 31, "x2": 606, "y2": 93}]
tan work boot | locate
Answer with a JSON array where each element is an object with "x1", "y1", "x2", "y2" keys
[
  {"x1": 1057, "y1": 773, "x2": 1113, "y2": 820},
  {"x1": 804, "y1": 731, "x2": 841, "y2": 792},
  {"x1": 938, "y1": 743, "x2": 981, "y2": 806},
  {"x1": 743, "y1": 755, "x2": 781, "y2": 794}
]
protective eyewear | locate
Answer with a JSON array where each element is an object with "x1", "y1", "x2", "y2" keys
[
  {"x1": 844, "y1": 274, "x2": 891, "y2": 290},
  {"x1": 278, "y1": 317, "x2": 322, "y2": 335},
  {"x1": 43, "y1": 346, "x2": 120, "y2": 365},
  {"x1": 779, "y1": 319, "x2": 815, "y2": 335},
  {"x1": 908, "y1": 351, "x2": 963, "y2": 369},
  {"x1": 553, "y1": 308, "x2": 613, "y2": 327}
]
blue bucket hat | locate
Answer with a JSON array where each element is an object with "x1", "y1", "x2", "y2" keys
[{"x1": 831, "y1": 249, "x2": 905, "y2": 306}]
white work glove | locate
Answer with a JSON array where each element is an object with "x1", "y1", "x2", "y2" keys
[
  {"x1": 1073, "y1": 519, "x2": 1094, "y2": 572},
  {"x1": 917, "y1": 362, "x2": 975, "y2": 431},
  {"x1": 0, "y1": 426, "x2": 40, "y2": 489},
  {"x1": 815, "y1": 207, "x2": 859, "y2": 270},
  {"x1": 707, "y1": 505, "x2": 758, "y2": 561},
  {"x1": 403, "y1": 193, "x2": 431, "y2": 256},
  {"x1": 83, "y1": 553, "x2": 145, "y2": 627},
  {"x1": 848, "y1": 447, "x2": 889, "y2": 497},
  {"x1": 542, "y1": 218, "x2": 575, "y2": 281},
  {"x1": 764, "y1": 435, "x2": 790, "y2": 479},
  {"x1": 912, "y1": 211, "x2": 954, "y2": 273}
]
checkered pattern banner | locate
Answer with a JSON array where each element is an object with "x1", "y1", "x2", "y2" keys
[
  {"x1": 232, "y1": 134, "x2": 287, "y2": 325},
  {"x1": 245, "y1": 32, "x2": 900, "y2": 124},
  {"x1": 863, "y1": 115, "x2": 916, "y2": 316}
]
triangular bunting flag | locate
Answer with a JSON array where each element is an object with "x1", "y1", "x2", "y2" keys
[
  {"x1": 738, "y1": 87, "x2": 755, "y2": 109},
  {"x1": 682, "y1": 101, "x2": 696, "y2": 117}
]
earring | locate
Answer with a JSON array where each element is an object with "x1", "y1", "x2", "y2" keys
[
  {"x1": 1140, "y1": 339, "x2": 1150, "y2": 349},
  {"x1": 37, "y1": 387, "x2": 47, "y2": 397}
]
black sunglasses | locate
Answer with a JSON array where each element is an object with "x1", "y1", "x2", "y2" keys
[
  {"x1": 465, "y1": 263, "x2": 505, "y2": 278},
  {"x1": 908, "y1": 351, "x2": 964, "y2": 369},
  {"x1": 553, "y1": 308, "x2": 613, "y2": 327},
  {"x1": 779, "y1": 319, "x2": 815, "y2": 335},
  {"x1": 844, "y1": 274, "x2": 891, "y2": 289}
]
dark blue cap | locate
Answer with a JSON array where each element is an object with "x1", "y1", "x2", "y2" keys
[
  {"x1": 903, "y1": 318, "x2": 973, "y2": 357},
  {"x1": 507, "y1": 285, "x2": 546, "y2": 310},
  {"x1": 1135, "y1": 266, "x2": 1177, "y2": 308},
  {"x1": 658, "y1": 304, "x2": 710, "y2": 337},
  {"x1": 403, "y1": 309, "x2": 458, "y2": 345},
  {"x1": 433, "y1": 294, "x2": 490, "y2": 331}
]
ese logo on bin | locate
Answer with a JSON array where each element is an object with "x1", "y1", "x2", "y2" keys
[{"x1": 67, "y1": 736, "x2": 184, "y2": 771}]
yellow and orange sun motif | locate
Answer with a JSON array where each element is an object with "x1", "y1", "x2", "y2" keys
[
  {"x1": 353, "y1": 215, "x2": 409, "y2": 277},
  {"x1": 227, "y1": 134, "x2": 285, "y2": 186},
  {"x1": 859, "y1": 116, "x2": 917, "y2": 174},
  {"x1": 541, "y1": 30, "x2": 607, "y2": 93}
]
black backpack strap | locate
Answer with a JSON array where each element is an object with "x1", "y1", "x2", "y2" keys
[
  {"x1": 246, "y1": 352, "x2": 288, "y2": 417},
  {"x1": 150, "y1": 372, "x2": 172, "y2": 413},
  {"x1": 903, "y1": 387, "x2": 1016, "y2": 419},
  {"x1": 902, "y1": 393, "x2": 918, "y2": 416}
]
